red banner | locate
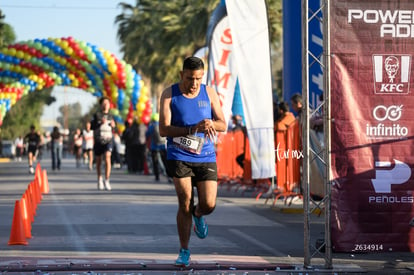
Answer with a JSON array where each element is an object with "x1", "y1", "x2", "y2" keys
[{"x1": 330, "y1": 0, "x2": 414, "y2": 252}]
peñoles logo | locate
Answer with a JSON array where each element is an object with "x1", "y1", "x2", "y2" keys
[
  {"x1": 369, "y1": 159, "x2": 413, "y2": 204},
  {"x1": 373, "y1": 55, "x2": 411, "y2": 94}
]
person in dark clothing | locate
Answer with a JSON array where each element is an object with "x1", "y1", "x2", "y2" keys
[
  {"x1": 24, "y1": 125, "x2": 41, "y2": 174},
  {"x1": 122, "y1": 119, "x2": 139, "y2": 173},
  {"x1": 146, "y1": 113, "x2": 168, "y2": 181},
  {"x1": 50, "y1": 126, "x2": 63, "y2": 171}
]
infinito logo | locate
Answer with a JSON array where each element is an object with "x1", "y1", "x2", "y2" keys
[
  {"x1": 373, "y1": 105, "x2": 402, "y2": 121},
  {"x1": 373, "y1": 55, "x2": 411, "y2": 94},
  {"x1": 366, "y1": 105, "x2": 408, "y2": 139}
]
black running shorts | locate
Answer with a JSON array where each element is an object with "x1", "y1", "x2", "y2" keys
[
  {"x1": 93, "y1": 142, "x2": 113, "y2": 156},
  {"x1": 167, "y1": 160, "x2": 217, "y2": 182}
]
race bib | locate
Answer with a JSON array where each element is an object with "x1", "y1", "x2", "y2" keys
[
  {"x1": 98, "y1": 123, "x2": 113, "y2": 144},
  {"x1": 173, "y1": 135, "x2": 204, "y2": 154}
]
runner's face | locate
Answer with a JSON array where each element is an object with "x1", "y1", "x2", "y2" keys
[
  {"x1": 101, "y1": 99, "x2": 110, "y2": 112},
  {"x1": 180, "y1": 69, "x2": 204, "y2": 94}
]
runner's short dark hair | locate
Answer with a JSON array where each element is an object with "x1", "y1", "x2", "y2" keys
[
  {"x1": 99, "y1": 96, "x2": 110, "y2": 105},
  {"x1": 183, "y1": 56, "x2": 204, "y2": 71}
]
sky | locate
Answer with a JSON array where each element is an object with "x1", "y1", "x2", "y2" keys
[{"x1": 1, "y1": 0, "x2": 134, "y2": 122}]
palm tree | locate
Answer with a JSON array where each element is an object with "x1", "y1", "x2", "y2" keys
[
  {"x1": 115, "y1": 0, "x2": 282, "y2": 93},
  {"x1": 116, "y1": 1, "x2": 219, "y2": 87}
]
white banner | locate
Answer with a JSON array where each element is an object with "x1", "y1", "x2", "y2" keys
[
  {"x1": 226, "y1": 0, "x2": 275, "y2": 179},
  {"x1": 207, "y1": 15, "x2": 238, "y2": 127}
]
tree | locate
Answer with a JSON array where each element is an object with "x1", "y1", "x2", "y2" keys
[
  {"x1": 57, "y1": 102, "x2": 83, "y2": 132},
  {"x1": 115, "y1": 0, "x2": 220, "y2": 87},
  {"x1": 115, "y1": 0, "x2": 282, "y2": 95},
  {"x1": 0, "y1": 9, "x2": 16, "y2": 47},
  {"x1": 1, "y1": 88, "x2": 55, "y2": 140}
]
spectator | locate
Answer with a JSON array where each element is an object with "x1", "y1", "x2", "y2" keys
[
  {"x1": 14, "y1": 135, "x2": 24, "y2": 162},
  {"x1": 290, "y1": 93, "x2": 323, "y2": 131},
  {"x1": 122, "y1": 119, "x2": 139, "y2": 173},
  {"x1": 50, "y1": 126, "x2": 63, "y2": 171},
  {"x1": 73, "y1": 128, "x2": 83, "y2": 168},
  {"x1": 276, "y1": 101, "x2": 296, "y2": 131},
  {"x1": 231, "y1": 114, "x2": 248, "y2": 170},
  {"x1": 146, "y1": 113, "x2": 168, "y2": 181},
  {"x1": 137, "y1": 122, "x2": 148, "y2": 174}
]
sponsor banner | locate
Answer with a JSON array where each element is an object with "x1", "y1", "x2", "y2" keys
[
  {"x1": 282, "y1": 0, "x2": 323, "y2": 110},
  {"x1": 330, "y1": 0, "x2": 414, "y2": 252},
  {"x1": 226, "y1": 0, "x2": 275, "y2": 179},
  {"x1": 206, "y1": 3, "x2": 238, "y2": 127},
  {"x1": 282, "y1": 0, "x2": 302, "y2": 103}
]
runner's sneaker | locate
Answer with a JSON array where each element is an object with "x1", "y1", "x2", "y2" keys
[
  {"x1": 97, "y1": 177, "x2": 104, "y2": 190},
  {"x1": 29, "y1": 166, "x2": 34, "y2": 174},
  {"x1": 175, "y1": 248, "x2": 190, "y2": 267},
  {"x1": 193, "y1": 215, "x2": 208, "y2": 239},
  {"x1": 104, "y1": 179, "x2": 112, "y2": 191}
]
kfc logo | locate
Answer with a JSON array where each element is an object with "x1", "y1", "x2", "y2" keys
[{"x1": 373, "y1": 55, "x2": 411, "y2": 94}]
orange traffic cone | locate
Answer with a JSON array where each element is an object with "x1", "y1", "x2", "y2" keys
[
  {"x1": 34, "y1": 177, "x2": 43, "y2": 202},
  {"x1": 36, "y1": 169, "x2": 43, "y2": 192},
  {"x1": 35, "y1": 162, "x2": 42, "y2": 179},
  {"x1": 41, "y1": 169, "x2": 49, "y2": 194},
  {"x1": 8, "y1": 200, "x2": 28, "y2": 245},
  {"x1": 25, "y1": 189, "x2": 34, "y2": 222},
  {"x1": 20, "y1": 195, "x2": 32, "y2": 239},
  {"x1": 28, "y1": 183, "x2": 38, "y2": 215}
]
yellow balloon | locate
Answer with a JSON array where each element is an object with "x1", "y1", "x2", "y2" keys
[
  {"x1": 137, "y1": 102, "x2": 145, "y2": 112},
  {"x1": 61, "y1": 41, "x2": 69, "y2": 49},
  {"x1": 109, "y1": 64, "x2": 117, "y2": 74},
  {"x1": 16, "y1": 51, "x2": 24, "y2": 59},
  {"x1": 119, "y1": 124, "x2": 125, "y2": 133},
  {"x1": 111, "y1": 90, "x2": 118, "y2": 102},
  {"x1": 140, "y1": 94, "x2": 149, "y2": 103},
  {"x1": 141, "y1": 86, "x2": 148, "y2": 96},
  {"x1": 65, "y1": 47, "x2": 73, "y2": 55}
]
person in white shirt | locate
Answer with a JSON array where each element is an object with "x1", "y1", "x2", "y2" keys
[
  {"x1": 14, "y1": 135, "x2": 24, "y2": 162},
  {"x1": 82, "y1": 121, "x2": 94, "y2": 171},
  {"x1": 73, "y1": 128, "x2": 83, "y2": 168}
]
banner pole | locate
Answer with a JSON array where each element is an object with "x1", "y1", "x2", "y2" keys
[
  {"x1": 302, "y1": 0, "x2": 311, "y2": 268},
  {"x1": 323, "y1": 0, "x2": 333, "y2": 269}
]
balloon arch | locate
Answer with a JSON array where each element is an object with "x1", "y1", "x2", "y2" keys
[{"x1": 0, "y1": 36, "x2": 152, "y2": 130}]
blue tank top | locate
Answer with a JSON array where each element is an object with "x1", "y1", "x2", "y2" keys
[{"x1": 167, "y1": 83, "x2": 216, "y2": 162}]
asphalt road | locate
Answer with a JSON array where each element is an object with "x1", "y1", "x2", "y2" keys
[{"x1": 0, "y1": 154, "x2": 413, "y2": 274}]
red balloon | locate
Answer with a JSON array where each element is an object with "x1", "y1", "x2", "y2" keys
[{"x1": 141, "y1": 115, "x2": 150, "y2": 125}]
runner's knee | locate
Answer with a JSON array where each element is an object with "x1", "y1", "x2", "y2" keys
[{"x1": 198, "y1": 203, "x2": 216, "y2": 215}]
